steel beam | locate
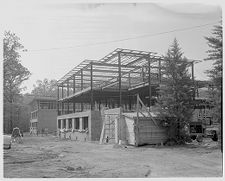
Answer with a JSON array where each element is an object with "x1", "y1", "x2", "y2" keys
[
  {"x1": 85, "y1": 68, "x2": 135, "y2": 74},
  {"x1": 120, "y1": 51, "x2": 149, "y2": 57},
  {"x1": 92, "y1": 62, "x2": 142, "y2": 69}
]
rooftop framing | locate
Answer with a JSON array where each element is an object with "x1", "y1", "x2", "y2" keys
[
  {"x1": 56, "y1": 48, "x2": 165, "y2": 115},
  {"x1": 57, "y1": 48, "x2": 161, "y2": 89}
]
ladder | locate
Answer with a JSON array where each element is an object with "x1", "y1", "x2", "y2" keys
[
  {"x1": 99, "y1": 113, "x2": 116, "y2": 144},
  {"x1": 100, "y1": 107, "x2": 120, "y2": 144}
]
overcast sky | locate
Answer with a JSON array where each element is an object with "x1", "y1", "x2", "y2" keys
[{"x1": 1, "y1": 0, "x2": 222, "y2": 93}]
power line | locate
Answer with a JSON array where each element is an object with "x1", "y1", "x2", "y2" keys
[{"x1": 28, "y1": 21, "x2": 220, "y2": 52}]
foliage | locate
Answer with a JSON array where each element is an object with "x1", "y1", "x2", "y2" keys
[
  {"x1": 205, "y1": 24, "x2": 222, "y2": 152},
  {"x1": 3, "y1": 31, "x2": 31, "y2": 103},
  {"x1": 31, "y1": 78, "x2": 57, "y2": 97},
  {"x1": 3, "y1": 31, "x2": 31, "y2": 133},
  {"x1": 205, "y1": 25, "x2": 222, "y2": 123},
  {"x1": 3, "y1": 102, "x2": 30, "y2": 134},
  {"x1": 157, "y1": 38, "x2": 194, "y2": 144}
]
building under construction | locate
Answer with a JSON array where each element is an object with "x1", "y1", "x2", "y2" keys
[{"x1": 56, "y1": 48, "x2": 197, "y2": 145}]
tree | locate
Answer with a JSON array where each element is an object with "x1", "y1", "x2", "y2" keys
[
  {"x1": 205, "y1": 24, "x2": 222, "y2": 152},
  {"x1": 3, "y1": 31, "x2": 31, "y2": 103},
  {"x1": 31, "y1": 78, "x2": 57, "y2": 97},
  {"x1": 205, "y1": 25, "x2": 222, "y2": 120},
  {"x1": 3, "y1": 31, "x2": 31, "y2": 133},
  {"x1": 157, "y1": 38, "x2": 194, "y2": 144}
]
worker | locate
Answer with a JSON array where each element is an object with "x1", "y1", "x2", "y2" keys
[
  {"x1": 41, "y1": 128, "x2": 44, "y2": 136},
  {"x1": 20, "y1": 130, "x2": 23, "y2": 137},
  {"x1": 212, "y1": 131, "x2": 218, "y2": 141},
  {"x1": 106, "y1": 135, "x2": 109, "y2": 143}
]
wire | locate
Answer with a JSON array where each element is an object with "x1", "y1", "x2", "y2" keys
[{"x1": 28, "y1": 21, "x2": 220, "y2": 52}]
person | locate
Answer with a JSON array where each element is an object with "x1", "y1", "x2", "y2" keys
[
  {"x1": 45, "y1": 128, "x2": 48, "y2": 136},
  {"x1": 105, "y1": 135, "x2": 109, "y2": 143},
  {"x1": 41, "y1": 128, "x2": 44, "y2": 136},
  {"x1": 11, "y1": 127, "x2": 23, "y2": 143},
  {"x1": 12, "y1": 127, "x2": 19, "y2": 140},
  {"x1": 20, "y1": 130, "x2": 23, "y2": 137},
  {"x1": 212, "y1": 131, "x2": 218, "y2": 141}
]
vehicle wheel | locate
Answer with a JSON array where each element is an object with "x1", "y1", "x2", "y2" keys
[{"x1": 196, "y1": 135, "x2": 203, "y2": 142}]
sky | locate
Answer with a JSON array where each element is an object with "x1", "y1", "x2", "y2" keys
[{"x1": 1, "y1": 0, "x2": 222, "y2": 93}]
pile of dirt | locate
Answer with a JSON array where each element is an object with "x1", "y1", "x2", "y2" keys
[{"x1": 187, "y1": 138, "x2": 220, "y2": 149}]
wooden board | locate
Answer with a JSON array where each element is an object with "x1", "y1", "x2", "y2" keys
[
  {"x1": 121, "y1": 113, "x2": 167, "y2": 146},
  {"x1": 135, "y1": 117, "x2": 167, "y2": 145},
  {"x1": 123, "y1": 116, "x2": 135, "y2": 145}
]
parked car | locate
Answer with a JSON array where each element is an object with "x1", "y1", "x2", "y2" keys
[
  {"x1": 205, "y1": 126, "x2": 219, "y2": 140},
  {"x1": 4, "y1": 135, "x2": 12, "y2": 149}
]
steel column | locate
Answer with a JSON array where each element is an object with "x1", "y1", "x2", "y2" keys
[
  {"x1": 128, "y1": 73, "x2": 131, "y2": 88},
  {"x1": 90, "y1": 62, "x2": 94, "y2": 110},
  {"x1": 73, "y1": 102, "x2": 76, "y2": 113},
  {"x1": 148, "y1": 55, "x2": 151, "y2": 107},
  {"x1": 191, "y1": 62, "x2": 195, "y2": 100},
  {"x1": 73, "y1": 75, "x2": 76, "y2": 93},
  {"x1": 67, "y1": 80, "x2": 69, "y2": 97},
  {"x1": 118, "y1": 52, "x2": 122, "y2": 107},
  {"x1": 142, "y1": 67, "x2": 144, "y2": 82},
  {"x1": 61, "y1": 84, "x2": 64, "y2": 115},
  {"x1": 61, "y1": 84, "x2": 64, "y2": 99},
  {"x1": 67, "y1": 80, "x2": 69, "y2": 113},
  {"x1": 57, "y1": 86, "x2": 59, "y2": 115},
  {"x1": 73, "y1": 75, "x2": 76, "y2": 113},
  {"x1": 159, "y1": 58, "x2": 162, "y2": 83},
  {"x1": 81, "y1": 69, "x2": 83, "y2": 111}
]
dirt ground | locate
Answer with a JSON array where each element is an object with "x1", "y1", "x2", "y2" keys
[{"x1": 3, "y1": 134, "x2": 223, "y2": 178}]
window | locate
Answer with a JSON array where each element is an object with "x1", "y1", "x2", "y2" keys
[
  {"x1": 83, "y1": 117, "x2": 88, "y2": 130},
  {"x1": 31, "y1": 111, "x2": 38, "y2": 119},
  {"x1": 68, "y1": 119, "x2": 72, "y2": 129},
  {"x1": 40, "y1": 102, "x2": 49, "y2": 109},
  {"x1": 63, "y1": 119, "x2": 66, "y2": 129},
  {"x1": 75, "y1": 118, "x2": 79, "y2": 130},
  {"x1": 32, "y1": 122, "x2": 38, "y2": 128},
  {"x1": 58, "y1": 120, "x2": 61, "y2": 129}
]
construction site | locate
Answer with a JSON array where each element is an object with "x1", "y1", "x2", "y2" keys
[
  {"x1": 4, "y1": 47, "x2": 222, "y2": 178},
  {"x1": 56, "y1": 48, "x2": 210, "y2": 146},
  {"x1": 4, "y1": 49, "x2": 222, "y2": 178},
  {"x1": 3, "y1": 1, "x2": 223, "y2": 178}
]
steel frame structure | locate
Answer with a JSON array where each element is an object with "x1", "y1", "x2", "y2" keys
[{"x1": 57, "y1": 48, "x2": 194, "y2": 115}]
